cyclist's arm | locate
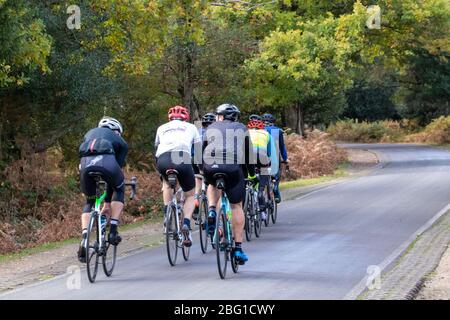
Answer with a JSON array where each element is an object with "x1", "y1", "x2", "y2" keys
[
  {"x1": 279, "y1": 129, "x2": 288, "y2": 162},
  {"x1": 245, "y1": 130, "x2": 256, "y2": 177},
  {"x1": 116, "y1": 138, "x2": 128, "y2": 168}
]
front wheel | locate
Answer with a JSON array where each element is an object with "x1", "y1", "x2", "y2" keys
[
  {"x1": 244, "y1": 190, "x2": 253, "y2": 242},
  {"x1": 86, "y1": 212, "x2": 100, "y2": 283},
  {"x1": 102, "y1": 223, "x2": 117, "y2": 277}
]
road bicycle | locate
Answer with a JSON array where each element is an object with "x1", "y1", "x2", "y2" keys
[
  {"x1": 212, "y1": 173, "x2": 240, "y2": 279},
  {"x1": 243, "y1": 178, "x2": 262, "y2": 241},
  {"x1": 164, "y1": 169, "x2": 191, "y2": 266},
  {"x1": 85, "y1": 173, "x2": 137, "y2": 283},
  {"x1": 265, "y1": 174, "x2": 278, "y2": 225},
  {"x1": 195, "y1": 174, "x2": 210, "y2": 254}
]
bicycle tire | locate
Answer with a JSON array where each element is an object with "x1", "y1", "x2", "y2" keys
[
  {"x1": 264, "y1": 187, "x2": 270, "y2": 227},
  {"x1": 199, "y1": 196, "x2": 209, "y2": 254},
  {"x1": 244, "y1": 189, "x2": 253, "y2": 241},
  {"x1": 271, "y1": 197, "x2": 278, "y2": 224},
  {"x1": 181, "y1": 210, "x2": 190, "y2": 261},
  {"x1": 215, "y1": 210, "x2": 228, "y2": 279},
  {"x1": 102, "y1": 223, "x2": 117, "y2": 277},
  {"x1": 165, "y1": 204, "x2": 178, "y2": 266},
  {"x1": 254, "y1": 196, "x2": 262, "y2": 237},
  {"x1": 86, "y1": 212, "x2": 100, "y2": 283},
  {"x1": 231, "y1": 248, "x2": 239, "y2": 273}
]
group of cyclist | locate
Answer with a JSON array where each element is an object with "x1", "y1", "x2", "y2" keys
[{"x1": 77, "y1": 104, "x2": 288, "y2": 266}]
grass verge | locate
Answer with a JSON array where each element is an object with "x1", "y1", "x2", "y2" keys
[
  {"x1": 0, "y1": 218, "x2": 161, "y2": 264},
  {"x1": 280, "y1": 164, "x2": 349, "y2": 191}
]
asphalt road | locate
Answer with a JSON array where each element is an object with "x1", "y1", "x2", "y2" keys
[{"x1": 2, "y1": 144, "x2": 450, "y2": 300}]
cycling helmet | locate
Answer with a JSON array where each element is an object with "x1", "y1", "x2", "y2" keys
[
  {"x1": 98, "y1": 117, "x2": 123, "y2": 134},
  {"x1": 261, "y1": 113, "x2": 276, "y2": 124},
  {"x1": 247, "y1": 120, "x2": 265, "y2": 130},
  {"x1": 168, "y1": 105, "x2": 189, "y2": 121},
  {"x1": 202, "y1": 112, "x2": 216, "y2": 127},
  {"x1": 249, "y1": 114, "x2": 262, "y2": 121},
  {"x1": 216, "y1": 104, "x2": 240, "y2": 122}
]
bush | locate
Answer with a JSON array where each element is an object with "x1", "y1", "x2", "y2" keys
[
  {"x1": 404, "y1": 116, "x2": 450, "y2": 144},
  {"x1": 327, "y1": 119, "x2": 405, "y2": 143},
  {"x1": 284, "y1": 130, "x2": 347, "y2": 179}
]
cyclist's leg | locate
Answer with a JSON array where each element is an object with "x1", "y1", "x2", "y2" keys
[
  {"x1": 103, "y1": 155, "x2": 125, "y2": 245},
  {"x1": 192, "y1": 164, "x2": 201, "y2": 219},
  {"x1": 174, "y1": 155, "x2": 196, "y2": 246},
  {"x1": 225, "y1": 168, "x2": 248, "y2": 263},
  {"x1": 79, "y1": 158, "x2": 98, "y2": 262},
  {"x1": 156, "y1": 152, "x2": 176, "y2": 217},
  {"x1": 203, "y1": 166, "x2": 220, "y2": 234}
]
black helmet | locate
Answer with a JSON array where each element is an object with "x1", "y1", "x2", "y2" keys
[
  {"x1": 249, "y1": 114, "x2": 262, "y2": 121},
  {"x1": 262, "y1": 113, "x2": 276, "y2": 124},
  {"x1": 216, "y1": 104, "x2": 240, "y2": 122},
  {"x1": 202, "y1": 112, "x2": 216, "y2": 127}
]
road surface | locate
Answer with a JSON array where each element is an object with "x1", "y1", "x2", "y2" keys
[{"x1": 2, "y1": 144, "x2": 450, "y2": 299}]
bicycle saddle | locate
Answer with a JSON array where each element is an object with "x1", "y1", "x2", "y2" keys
[{"x1": 166, "y1": 169, "x2": 179, "y2": 189}]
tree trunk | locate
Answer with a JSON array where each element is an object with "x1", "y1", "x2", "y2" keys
[{"x1": 296, "y1": 102, "x2": 306, "y2": 137}]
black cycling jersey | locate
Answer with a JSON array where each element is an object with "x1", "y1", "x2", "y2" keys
[
  {"x1": 79, "y1": 127, "x2": 128, "y2": 168},
  {"x1": 202, "y1": 120, "x2": 256, "y2": 176}
]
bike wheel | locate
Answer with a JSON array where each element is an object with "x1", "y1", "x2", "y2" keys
[
  {"x1": 199, "y1": 196, "x2": 209, "y2": 254},
  {"x1": 102, "y1": 223, "x2": 117, "y2": 277},
  {"x1": 231, "y1": 248, "x2": 239, "y2": 273},
  {"x1": 254, "y1": 199, "x2": 262, "y2": 238},
  {"x1": 181, "y1": 212, "x2": 190, "y2": 261},
  {"x1": 165, "y1": 204, "x2": 178, "y2": 266},
  {"x1": 215, "y1": 211, "x2": 228, "y2": 279},
  {"x1": 244, "y1": 191, "x2": 253, "y2": 242},
  {"x1": 264, "y1": 187, "x2": 271, "y2": 227},
  {"x1": 271, "y1": 197, "x2": 278, "y2": 224},
  {"x1": 86, "y1": 212, "x2": 100, "y2": 283}
]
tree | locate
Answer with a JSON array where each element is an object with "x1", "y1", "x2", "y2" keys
[
  {"x1": 0, "y1": 0, "x2": 51, "y2": 88},
  {"x1": 245, "y1": 2, "x2": 367, "y2": 135}
]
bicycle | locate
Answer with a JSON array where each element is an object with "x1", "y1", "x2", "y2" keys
[
  {"x1": 164, "y1": 169, "x2": 191, "y2": 266},
  {"x1": 85, "y1": 173, "x2": 137, "y2": 283},
  {"x1": 195, "y1": 174, "x2": 210, "y2": 254},
  {"x1": 243, "y1": 178, "x2": 262, "y2": 241},
  {"x1": 212, "y1": 173, "x2": 240, "y2": 279}
]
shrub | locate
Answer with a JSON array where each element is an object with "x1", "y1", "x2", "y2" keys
[
  {"x1": 404, "y1": 116, "x2": 450, "y2": 144},
  {"x1": 327, "y1": 119, "x2": 405, "y2": 143},
  {"x1": 284, "y1": 130, "x2": 347, "y2": 179}
]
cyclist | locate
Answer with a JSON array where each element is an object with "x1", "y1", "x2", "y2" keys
[
  {"x1": 78, "y1": 117, "x2": 128, "y2": 263},
  {"x1": 193, "y1": 112, "x2": 216, "y2": 219},
  {"x1": 202, "y1": 104, "x2": 257, "y2": 264},
  {"x1": 247, "y1": 118, "x2": 272, "y2": 222},
  {"x1": 262, "y1": 113, "x2": 288, "y2": 203},
  {"x1": 155, "y1": 106, "x2": 201, "y2": 247}
]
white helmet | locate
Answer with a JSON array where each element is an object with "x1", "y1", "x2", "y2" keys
[{"x1": 98, "y1": 117, "x2": 123, "y2": 134}]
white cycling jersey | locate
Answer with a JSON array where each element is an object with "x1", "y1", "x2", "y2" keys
[{"x1": 155, "y1": 120, "x2": 201, "y2": 158}]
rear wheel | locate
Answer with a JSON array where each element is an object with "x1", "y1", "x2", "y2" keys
[
  {"x1": 264, "y1": 187, "x2": 271, "y2": 227},
  {"x1": 199, "y1": 196, "x2": 209, "y2": 254},
  {"x1": 181, "y1": 211, "x2": 190, "y2": 261},
  {"x1": 215, "y1": 211, "x2": 228, "y2": 279},
  {"x1": 231, "y1": 248, "x2": 239, "y2": 273},
  {"x1": 165, "y1": 204, "x2": 178, "y2": 266},
  {"x1": 271, "y1": 197, "x2": 278, "y2": 224},
  {"x1": 86, "y1": 212, "x2": 99, "y2": 283},
  {"x1": 102, "y1": 223, "x2": 117, "y2": 277}
]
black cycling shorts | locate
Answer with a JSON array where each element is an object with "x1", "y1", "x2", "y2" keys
[
  {"x1": 157, "y1": 151, "x2": 195, "y2": 192},
  {"x1": 80, "y1": 154, "x2": 125, "y2": 210},
  {"x1": 203, "y1": 164, "x2": 245, "y2": 204}
]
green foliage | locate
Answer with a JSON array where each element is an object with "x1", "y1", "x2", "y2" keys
[{"x1": 0, "y1": 0, "x2": 51, "y2": 88}]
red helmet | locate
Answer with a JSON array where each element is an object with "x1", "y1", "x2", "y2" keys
[
  {"x1": 247, "y1": 120, "x2": 265, "y2": 130},
  {"x1": 168, "y1": 105, "x2": 189, "y2": 121}
]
